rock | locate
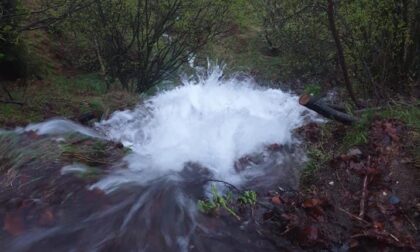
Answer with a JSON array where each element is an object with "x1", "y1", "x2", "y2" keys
[{"x1": 388, "y1": 195, "x2": 401, "y2": 205}]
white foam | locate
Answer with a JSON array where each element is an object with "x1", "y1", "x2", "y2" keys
[
  {"x1": 95, "y1": 66, "x2": 310, "y2": 188},
  {"x1": 22, "y1": 118, "x2": 102, "y2": 138}
]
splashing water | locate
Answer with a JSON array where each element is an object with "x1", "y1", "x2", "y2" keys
[
  {"x1": 3, "y1": 66, "x2": 313, "y2": 252},
  {"x1": 94, "y1": 66, "x2": 308, "y2": 190}
]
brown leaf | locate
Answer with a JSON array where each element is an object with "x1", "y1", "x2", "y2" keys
[
  {"x1": 303, "y1": 225, "x2": 319, "y2": 241},
  {"x1": 271, "y1": 195, "x2": 282, "y2": 205},
  {"x1": 308, "y1": 206, "x2": 325, "y2": 222},
  {"x1": 349, "y1": 239, "x2": 359, "y2": 248},
  {"x1": 302, "y1": 198, "x2": 322, "y2": 208},
  {"x1": 4, "y1": 211, "x2": 25, "y2": 236},
  {"x1": 281, "y1": 213, "x2": 299, "y2": 225},
  {"x1": 38, "y1": 208, "x2": 55, "y2": 227},
  {"x1": 372, "y1": 221, "x2": 384, "y2": 231}
]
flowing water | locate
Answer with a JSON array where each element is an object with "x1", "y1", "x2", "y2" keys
[{"x1": 1, "y1": 67, "x2": 313, "y2": 251}]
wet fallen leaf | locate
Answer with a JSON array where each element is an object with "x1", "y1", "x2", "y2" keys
[
  {"x1": 372, "y1": 221, "x2": 384, "y2": 230},
  {"x1": 302, "y1": 225, "x2": 319, "y2": 241},
  {"x1": 4, "y1": 211, "x2": 25, "y2": 236},
  {"x1": 302, "y1": 198, "x2": 322, "y2": 208},
  {"x1": 38, "y1": 208, "x2": 55, "y2": 226},
  {"x1": 308, "y1": 206, "x2": 325, "y2": 222},
  {"x1": 271, "y1": 195, "x2": 282, "y2": 205},
  {"x1": 348, "y1": 239, "x2": 359, "y2": 248},
  {"x1": 281, "y1": 213, "x2": 299, "y2": 226}
]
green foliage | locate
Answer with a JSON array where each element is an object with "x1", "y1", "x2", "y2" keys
[
  {"x1": 197, "y1": 184, "x2": 240, "y2": 220},
  {"x1": 60, "y1": 0, "x2": 232, "y2": 93},
  {"x1": 238, "y1": 190, "x2": 257, "y2": 206},
  {"x1": 52, "y1": 74, "x2": 107, "y2": 95},
  {"x1": 0, "y1": 132, "x2": 62, "y2": 174},
  {"x1": 260, "y1": 0, "x2": 420, "y2": 98},
  {"x1": 304, "y1": 83, "x2": 322, "y2": 96},
  {"x1": 342, "y1": 123, "x2": 369, "y2": 150},
  {"x1": 343, "y1": 102, "x2": 419, "y2": 150},
  {"x1": 229, "y1": 0, "x2": 261, "y2": 28},
  {"x1": 0, "y1": 0, "x2": 25, "y2": 45},
  {"x1": 375, "y1": 103, "x2": 420, "y2": 129},
  {"x1": 259, "y1": 0, "x2": 334, "y2": 81},
  {"x1": 301, "y1": 124, "x2": 334, "y2": 185}
]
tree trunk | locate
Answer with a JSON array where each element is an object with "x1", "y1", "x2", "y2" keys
[
  {"x1": 1, "y1": 82, "x2": 14, "y2": 101},
  {"x1": 327, "y1": 0, "x2": 360, "y2": 107}
]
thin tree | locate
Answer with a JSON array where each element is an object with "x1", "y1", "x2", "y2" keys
[{"x1": 326, "y1": 0, "x2": 359, "y2": 107}]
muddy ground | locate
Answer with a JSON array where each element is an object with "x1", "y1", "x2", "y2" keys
[
  {"x1": 260, "y1": 119, "x2": 419, "y2": 250},
  {"x1": 0, "y1": 118, "x2": 418, "y2": 251}
]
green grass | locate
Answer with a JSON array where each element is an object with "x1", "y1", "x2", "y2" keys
[
  {"x1": 342, "y1": 103, "x2": 419, "y2": 150},
  {"x1": 0, "y1": 72, "x2": 138, "y2": 127},
  {"x1": 301, "y1": 103, "x2": 419, "y2": 187},
  {"x1": 0, "y1": 132, "x2": 63, "y2": 174},
  {"x1": 301, "y1": 146, "x2": 333, "y2": 185},
  {"x1": 376, "y1": 103, "x2": 420, "y2": 128},
  {"x1": 51, "y1": 73, "x2": 107, "y2": 96}
]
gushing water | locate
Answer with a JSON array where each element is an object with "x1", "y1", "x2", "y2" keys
[
  {"x1": 94, "y1": 66, "x2": 308, "y2": 190},
  {"x1": 4, "y1": 66, "x2": 313, "y2": 252}
]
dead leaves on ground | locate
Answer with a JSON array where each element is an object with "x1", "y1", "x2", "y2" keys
[{"x1": 266, "y1": 119, "x2": 418, "y2": 250}]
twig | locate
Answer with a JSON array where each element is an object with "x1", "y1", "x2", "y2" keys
[
  {"x1": 338, "y1": 207, "x2": 370, "y2": 225},
  {"x1": 0, "y1": 100, "x2": 24, "y2": 106},
  {"x1": 335, "y1": 171, "x2": 346, "y2": 192},
  {"x1": 279, "y1": 226, "x2": 292, "y2": 236},
  {"x1": 204, "y1": 179, "x2": 241, "y2": 192},
  {"x1": 1, "y1": 83, "x2": 14, "y2": 101},
  {"x1": 359, "y1": 174, "x2": 369, "y2": 218},
  {"x1": 351, "y1": 231, "x2": 402, "y2": 244},
  {"x1": 403, "y1": 213, "x2": 418, "y2": 231}
]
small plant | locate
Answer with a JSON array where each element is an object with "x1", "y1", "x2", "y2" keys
[
  {"x1": 197, "y1": 184, "x2": 240, "y2": 220},
  {"x1": 238, "y1": 190, "x2": 257, "y2": 206},
  {"x1": 304, "y1": 83, "x2": 322, "y2": 96},
  {"x1": 301, "y1": 145, "x2": 333, "y2": 185}
]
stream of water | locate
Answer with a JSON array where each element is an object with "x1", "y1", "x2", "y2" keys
[{"x1": 2, "y1": 66, "x2": 313, "y2": 251}]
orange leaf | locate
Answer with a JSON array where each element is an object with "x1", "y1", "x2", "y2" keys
[
  {"x1": 271, "y1": 196, "x2": 282, "y2": 205},
  {"x1": 38, "y1": 208, "x2": 55, "y2": 227},
  {"x1": 302, "y1": 198, "x2": 321, "y2": 208},
  {"x1": 4, "y1": 211, "x2": 25, "y2": 236}
]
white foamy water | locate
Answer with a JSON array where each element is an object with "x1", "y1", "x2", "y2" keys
[
  {"x1": 3, "y1": 66, "x2": 314, "y2": 251},
  {"x1": 94, "y1": 66, "x2": 310, "y2": 188}
]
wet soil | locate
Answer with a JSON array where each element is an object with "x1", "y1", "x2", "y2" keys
[
  {"x1": 0, "y1": 119, "x2": 418, "y2": 251},
  {"x1": 260, "y1": 119, "x2": 419, "y2": 250}
]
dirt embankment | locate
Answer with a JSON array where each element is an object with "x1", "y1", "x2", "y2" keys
[{"x1": 262, "y1": 119, "x2": 419, "y2": 251}]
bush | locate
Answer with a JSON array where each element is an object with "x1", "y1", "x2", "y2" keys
[{"x1": 260, "y1": 0, "x2": 419, "y2": 99}]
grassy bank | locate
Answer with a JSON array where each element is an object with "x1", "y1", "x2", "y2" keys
[
  {"x1": 301, "y1": 103, "x2": 420, "y2": 185},
  {"x1": 0, "y1": 73, "x2": 138, "y2": 128}
]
